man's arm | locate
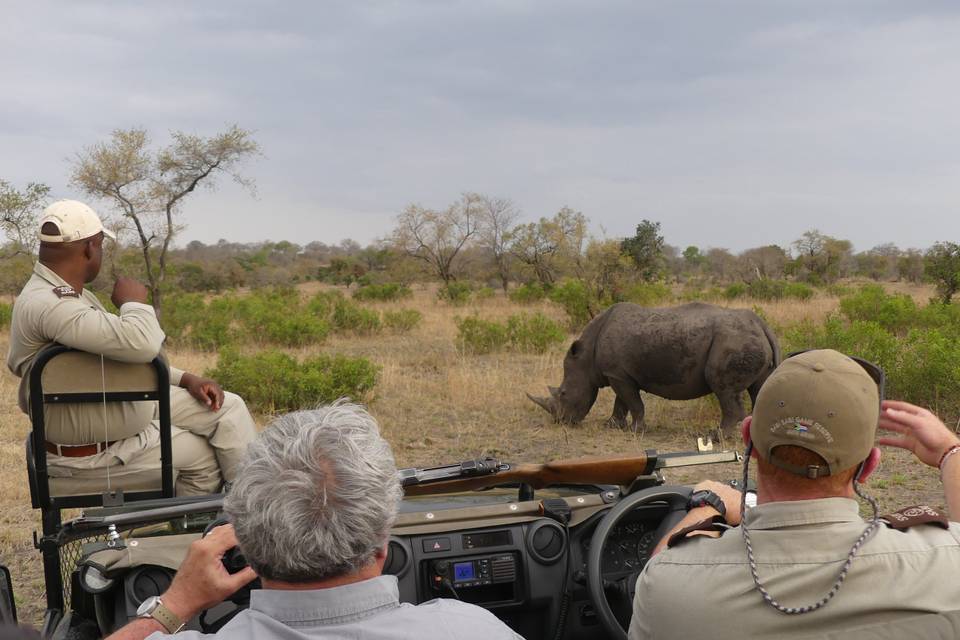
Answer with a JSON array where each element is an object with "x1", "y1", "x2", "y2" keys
[
  {"x1": 105, "y1": 524, "x2": 256, "y2": 640},
  {"x1": 650, "y1": 480, "x2": 743, "y2": 557},
  {"x1": 878, "y1": 400, "x2": 960, "y2": 520},
  {"x1": 41, "y1": 277, "x2": 164, "y2": 363}
]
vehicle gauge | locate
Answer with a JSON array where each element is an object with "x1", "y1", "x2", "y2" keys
[{"x1": 636, "y1": 530, "x2": 657, "y2": 564}]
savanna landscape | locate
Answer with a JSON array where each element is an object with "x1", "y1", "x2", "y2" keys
[{"x1": 2, "y1": 270, "x2": 959, "y2": 624}]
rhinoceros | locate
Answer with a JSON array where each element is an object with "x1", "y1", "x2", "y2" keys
[{"x1": 527, "y1": 302, "x2": 780, "y2": 434}]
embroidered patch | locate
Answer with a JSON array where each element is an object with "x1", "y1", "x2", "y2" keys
[
  {"x1": 52, "y1": 285, "x2": 79, "y2": 298},
  {"x1": 882, "y1": 505, "x2": 949, "y2": 530}
]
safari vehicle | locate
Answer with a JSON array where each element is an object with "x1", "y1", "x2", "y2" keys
[{"x1": 3, "y1": 344, "x2": 745, "y2": 640}]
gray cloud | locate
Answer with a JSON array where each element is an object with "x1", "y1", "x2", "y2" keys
[{"x1": 2, "y1": 0, "x2": 959, "y2": 252}]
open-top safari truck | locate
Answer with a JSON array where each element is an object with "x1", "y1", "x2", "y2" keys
[{"x1": 1, "y1": 345, "x2": 745, "y2": 640}]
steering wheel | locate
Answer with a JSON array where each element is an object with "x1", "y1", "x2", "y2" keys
[{"x1": 586, "y1": 486, "x2": 692, "y2": 640}]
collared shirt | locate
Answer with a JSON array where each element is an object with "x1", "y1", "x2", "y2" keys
[
  {"x1": 6, "y1": 262, "x2": 184, "y2": 443},
  {"x1": 153, "y1": 575, "x2": 524, "y2": 640},
  {"x1": 629, "y1": 497, "x2": 960, "y2": 640}
]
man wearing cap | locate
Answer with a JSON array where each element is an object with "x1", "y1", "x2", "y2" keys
[
  {"x1": 628, "y1": 349, "x2": 960, "y2": 639},
  {"x1": 5, "y1": 200, "x2": 256, "y2": 496}
]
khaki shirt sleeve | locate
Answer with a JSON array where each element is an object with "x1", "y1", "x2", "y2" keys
[
  {"x1": 168, "y1": 365, "x2": 185, "y2": 387},
  {"x1": 40, "y1": 299, "x2": 166, "y2": 363}
]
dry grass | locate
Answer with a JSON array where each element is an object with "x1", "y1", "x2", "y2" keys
[{"x1": 0, "y1": 283, "x2": 948, "y2": 625}]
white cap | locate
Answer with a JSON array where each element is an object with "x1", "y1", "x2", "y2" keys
[{"x1": 39, "y1": 200, "x2": 116, "y2": 243}]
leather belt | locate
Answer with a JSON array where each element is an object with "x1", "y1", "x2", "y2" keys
[{"x1": 45, "y1": 440, "x2": 118, "y2": 457}]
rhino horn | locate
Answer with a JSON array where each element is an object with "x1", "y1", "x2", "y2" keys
[
  {"x1": 527, "y1": 392, "x2": 557, "y2": 415},
  {"x1": 548, "y1": 386, "x2": 560, "y2": 397}
]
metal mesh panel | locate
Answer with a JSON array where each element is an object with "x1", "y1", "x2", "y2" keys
[{"x1": 57, "y1": 532, "x2": 110, "y2": 609}]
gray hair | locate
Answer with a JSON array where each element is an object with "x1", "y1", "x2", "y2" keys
[{"x1": 223, "y1": 400, "x2": 402, "y2": 582}]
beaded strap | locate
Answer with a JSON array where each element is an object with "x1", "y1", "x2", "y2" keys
[{"x1": 938, "y1": 443, "x2": 960, "y2": 480}]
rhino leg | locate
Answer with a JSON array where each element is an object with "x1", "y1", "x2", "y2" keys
[
  {"x1": 608, "y1": 378, "x2": 646, "y2": 432},
  {"x1": 606, "y1": 397, "x2": 629, "y2": 429},
  {"x1": 714, "y1": 388, "x2": 747, "y2": 435}
]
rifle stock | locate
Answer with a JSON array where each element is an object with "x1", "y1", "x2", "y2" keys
[{"x1": 403, "y1": 453, "x2": 652, "y2": 496}]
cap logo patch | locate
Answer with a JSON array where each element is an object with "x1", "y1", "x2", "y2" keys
[{"x1": 769, "y1": 417, "x2": 834, "y2": 443}]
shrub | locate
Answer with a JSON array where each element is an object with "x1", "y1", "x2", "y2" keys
[
  {"x1": 161, "y1": 292, "x2": 206, "y2": 341},
  {"x1": 455, "y1": 316, "x2": 508, "y2": 354},
  {"x1": 723, "y1": 283, "x2": 747, "y2": 300},
  {"x1": 474, "y1": 286, "x2": 495, "y2": 301},
  {"x1": 382, "y1": 309, "x2": 422, "y2": 332},
  {"x1": 437, "y1": 282, "x2": 474, "y2": 305},
  {"x1": 0, "y1": 302, "x2": 11, "y2": 329},
  {"x1": 352, "y1": 283, "x2": 412, "y2": 302},
  {"x1": 622, "y1": 282, "x2": 672, "y2": 306},
  {"x1": 548, "y1": 279, "x2": 593, "y2": 329},
  {"x1": 206, "y1": 349, "x2": 379, "y2": 413},
  {"x1": 509, "y1": 282, "x2": 548, "y2": 304},
  {"x1": 307, "y1": 290, "x2": 344, "y2": 317},
  {"x1": 839, "y1": 285, "x2": 917, "y2": 334},
  {"x1": 189, "y1": 296, "x2": 242, "y2": 351},
  {"x1": 505, "y1": 313, "x2": 567, "y2": 353},
  {"x1": 235, "y1": 288, "x2": 329, "y2": 347},
  {"x1": 331, "y1": 299, "x2": 381, "y2": 334}
]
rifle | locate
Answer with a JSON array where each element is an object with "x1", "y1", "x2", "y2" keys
[{"x1": 400, "y1": 449, "x2": 742, "y2": 496}]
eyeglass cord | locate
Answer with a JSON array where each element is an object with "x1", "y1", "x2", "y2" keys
[{"x1": 739, "y1": 444, "x2": 881, "y2": 615}]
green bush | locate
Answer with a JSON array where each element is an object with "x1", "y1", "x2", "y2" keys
[
  {"x1": 509, "y1": 283, "x2": 548, "y2": 304},
  {"x1": 839, "y1": 285, "x2": 917, "y2": 334},
  {"x1": 307, "y1": 290, "x2": 345, "y2": 317},
  {"x1": 455, "y1": 316, "x2": 508, "y2": 354},
  {"x1": 188, "y1": 296, "x2": 242, "y2": 351},
  {"x1": 723, "y1": 283, "x2": 748, "y2": 300},
  {"x1": 474, "y1": 286, "x2": 495, "y2": 301},
  {"x1": 382, "y1": 309, "x2": 422, "y2": 332},
  {"x1": 437, "y1": 282, "x2": 474, "y2": 305},
  {"x1": 331, "y1": 299, "x2": 381, "y2": 334},
  {"x1": 352, "y1": 283, "x2": 412, "y2": 302},
  {"x1": 206, "y1": 349, "x2": 379, "y2": 413},
  {"x1": 783, "y1": 282, "x2": 814, "y2": 301},
  {"x1": 161, "y1": 292, "x2": 206, "y2": 341},
  {"x1": 547, "y1": 279, "x2": 593, "y2": 329},
  {"x1": 0, "y1": 302, "x2": 11, "y2": 329},
  {"x1": 505, "y1": 313, "x2": 567, "y2": 353},
  {"x1": 622, "y1": 282, "x2": 672, "y2": 306}
]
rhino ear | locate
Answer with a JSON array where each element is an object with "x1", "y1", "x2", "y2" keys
[{"x1": 569, "y1": 340, "x2": 583, "y2": 358}]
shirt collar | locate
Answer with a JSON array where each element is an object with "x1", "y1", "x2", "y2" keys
[
  {"x1": 33, "y1": 262, "x2": 71, "y2": 288},
  {"x1": 249, "y1": 575, "x2": 400, "y2": 626},
  {"x1": 743, "y1": 497, "x2": 863, "y2": 530}
]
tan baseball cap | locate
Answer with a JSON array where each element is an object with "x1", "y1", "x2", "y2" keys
[
  {"x1": 38, "y1": 200, "x2": 116, "y2": 243},
  {"x1": 751, "y1": 349, "x2": 879, "y2": 478}
]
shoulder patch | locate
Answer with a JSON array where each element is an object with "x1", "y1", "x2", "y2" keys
[
  {"x1": 52, "y1": 285, "x2": 79, "y2": 298},
  {"x1": 881, "y1": 505, "x2": 949, "y2": 531}
]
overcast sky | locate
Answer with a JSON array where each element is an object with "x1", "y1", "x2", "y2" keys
[{"x1": 2, "y1": 1, "x2": 959, "y2": 252}]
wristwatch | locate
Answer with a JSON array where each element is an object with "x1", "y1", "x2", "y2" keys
[
  {"x1": 687, "y1": 489, "x2": 726, "y2": 518},
  {"x1": 136, "y1": 596, "x2": 184, "y2": 634}
]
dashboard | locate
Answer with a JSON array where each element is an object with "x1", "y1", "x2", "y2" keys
[{"x1": 89, "y1": 491, "x2": 675, "y2": 640}]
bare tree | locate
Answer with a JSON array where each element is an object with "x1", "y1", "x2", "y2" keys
[
  {"x1": 477, "y1": 195, "x2": 519, "y2": 292},
  {"x1": 391, "y1": 193, "x2": 482, "y2": 283},
  {"x1": 509, "y1": 207, "x2": 588, "y2": 285},
  {"x1": 71, "y1": 126, "x2": 259, "y2": 316},
  {"x1": 0, "y1": 180, "x2": 50, "y2": 257}
]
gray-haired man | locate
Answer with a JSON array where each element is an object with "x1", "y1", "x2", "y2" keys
[{"x1": 106, "y1": 401, "x2": 523, "y2": 640}]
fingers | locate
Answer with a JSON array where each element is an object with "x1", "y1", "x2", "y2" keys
[
  {"x1": 204, "y1": 523, "x2": 239, "y2": 552},
  {"x1": 877, "y1": 436, "x2": 912, "y2": 451},
  {"x1": 226, "y1": 566, "x2": 258, "y2": 591}
]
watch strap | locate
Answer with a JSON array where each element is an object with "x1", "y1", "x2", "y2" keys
[
  {"x1": 688, "y1": 490, "x2": 726, "y2": 517},
  {"x1": 146, "y1": 600, "x2": 184, "y2": 634}
]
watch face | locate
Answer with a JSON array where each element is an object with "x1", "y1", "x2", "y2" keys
[{"x1": 137, "y1": 595, "x2": 160, "y2": 617}]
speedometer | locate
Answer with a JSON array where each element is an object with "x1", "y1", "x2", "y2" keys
[{"x1": 636, "y1": 530, "x2": 657, "y2": 565}]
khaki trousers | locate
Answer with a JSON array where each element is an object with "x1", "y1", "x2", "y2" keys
[{"x1": 47, "y1": 389, "x2": 257, "y2": 497}]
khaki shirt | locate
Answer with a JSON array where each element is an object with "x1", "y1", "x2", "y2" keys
[
  {"x1": 629, "y1": 498, "x2": 960, "y2": 640},
  {"x1": 6, "y1": 262, "x2": 185, "y2": 444}
]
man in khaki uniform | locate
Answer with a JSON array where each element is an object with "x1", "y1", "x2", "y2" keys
[
  {"x1": 629, "y1": 350, "x2": 960, "y2": 639},
  {"x1": 5, "y1": 200, "x2": 256, "y2": 496}
]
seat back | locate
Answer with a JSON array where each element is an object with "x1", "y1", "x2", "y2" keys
[{"x1": 28, "y1": 344, "x2": 174, "y2": 510}]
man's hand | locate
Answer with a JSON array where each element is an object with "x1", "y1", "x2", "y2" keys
[
  {"x1": 161, "y1": 524, "x2": 257, "y2": 623},
  {"x1": 111, "y1": 276, "x2": 149, "y2": 308},
  {"x1": 180, "y1": 372, "x2": 225, "y2": 412},
  {"x1": 878, "y1": 400, "x2": 960, "y2": 469}
]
